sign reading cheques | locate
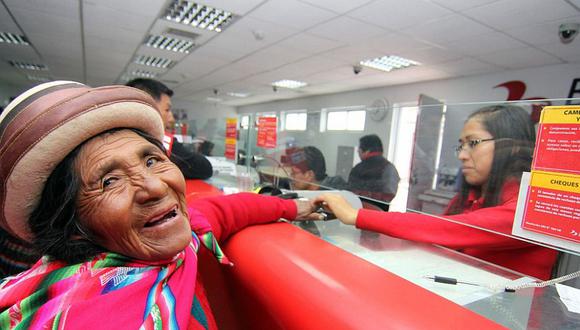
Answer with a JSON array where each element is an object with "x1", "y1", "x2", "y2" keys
[
  {"x1": 256, "y1": 116, "x2": 277, "y2": 149},
  {"x1": 224, "y1": 118, "x2": 237, "y2": 160},
  {"x1": 521, "y1": 106, "x2": 580, "y2": 243}
]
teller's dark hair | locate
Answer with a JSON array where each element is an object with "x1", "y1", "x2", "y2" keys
[
  {"x1": 28, "y1": 128, "x2": 166, "y2": 263},
  {"x1": 446, "y1": 105, "x2": 535, "y2": 215}
]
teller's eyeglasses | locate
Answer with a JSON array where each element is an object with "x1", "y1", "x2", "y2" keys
[{"x1": 454, "y1": 138, "x2": 496, "y2": 155}]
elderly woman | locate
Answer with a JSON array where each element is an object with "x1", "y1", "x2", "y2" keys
[{"x1": 0, "y1": 82, "x2": 319, "y2": 329}]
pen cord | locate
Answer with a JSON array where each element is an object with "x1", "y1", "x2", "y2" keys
[{"x1": 502, "y1": 270, "x2": 580, "y2": 292}]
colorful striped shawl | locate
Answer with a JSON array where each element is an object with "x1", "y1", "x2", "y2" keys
[{"x1": 0, "y1": 208, "x2": 230, "y2": 329}]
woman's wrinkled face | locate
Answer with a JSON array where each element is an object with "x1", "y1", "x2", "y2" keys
[
  {"x1": 457, "y1": 118, "x2": 495, "y2": 187},
  {"x1": 76, "y1": 130, "x2": 191, "y2": 261}
]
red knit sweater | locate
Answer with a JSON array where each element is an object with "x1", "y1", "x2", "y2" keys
[
  {"x1": 186, "y1": 193, "x2": 298, "y2": 329},
  {"x1": 356, "y1": 182, "x2": 557, "y2": 280}
]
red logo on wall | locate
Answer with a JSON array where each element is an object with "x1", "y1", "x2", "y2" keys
[{"x1": 494, "y1": 80, "x2": 552, "y2": 123}]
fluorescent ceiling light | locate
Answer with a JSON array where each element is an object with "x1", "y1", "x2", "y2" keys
[
  {"x1": 9, "y1": 60, "x2": 48, "y2": 71},
  {"x1": 164, "y1": 0, "x2": 235, "y2": 33},
  {"x1": 360, "y1": 55, "x2": 420, "y2": 72},
  {"x1": 26, "y1": 75, "x2": 50, "y2": 82},
  {"x1": 0, "y1": 32, "x2": 29, "y2": 45},
  {"x1": 227, "y1": 92, "x2": 250, "y2": 98},
  {"x1": 130, "y1": 70, "x2": 157, "y2": 78},
  {"x1": 145, "y1": 35, "x2": 195, "y2": 53},
  {"x1": 272, "y1": 80, "x2": 307, "y2": 89},
  {"x1": 206, "y1": 97, "x2": 222, "y2": 102},
  {"x1": 134, "y1": 55, "x2": 174, "y2": 68}
]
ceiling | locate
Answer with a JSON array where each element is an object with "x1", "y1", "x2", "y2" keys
[{"x1": 1, "y1": 0, "x2": 580, "y2": 107}]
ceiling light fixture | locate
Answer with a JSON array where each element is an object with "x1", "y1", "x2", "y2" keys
[
  {"x1": 360, "y1": 55, "x2": 420, "y2": 72},
  {"x1": 0, "y1": 32, "x2": 30, "y2": 45},
  {"x1": 145, "y1": 35, "x2": 195, "y2": 53},
  {"x1": 130, "y1": 70, "x2": 157, "y2": 78},
  {"x1": 8, "y1": 60, "x2": 48, "y2": 71},
  {"x1": 134, "y1": 55, "x2": 174, "y2": 68},
  {"x1": 206, "y1": 97, "x2": 222, "y2": 102},
  {"x1": 272, "y1": 80, "x2": 307, "y2": 89},
  {"x1": 227, "y1": 92, "x2": 250, "y2": 98},
  {"x1": 164, "y1": 0, "x2": 235, "y2": 33},
  {"x1": 26, "y1": 75, "x2": 50, "y2": 82}
]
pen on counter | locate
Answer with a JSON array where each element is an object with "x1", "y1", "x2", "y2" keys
[
  {"x1": 423, "y1": 275, "x2": 485, "y2": 287},
  {"x1": 423, "y1": 275, "x2": 516, "y2": 292}
]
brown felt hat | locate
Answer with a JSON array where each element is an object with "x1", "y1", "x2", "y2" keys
[{"x1": 0, "y1": 81, "x2": 164, "y2": 241}]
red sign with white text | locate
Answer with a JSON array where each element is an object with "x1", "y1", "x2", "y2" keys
[
  {"x1": 256, "y1": 116, "x2": 277, "y2": 149},
  {"x1": 522, "y1": 171, "x2": 580, "y2": 243},
  {"x1": 533, "y1": 122, "x2": 580, "y2": 175},
  {"x1": 225, "y1": 118, "x2": 237, "y2": 160},
  {"x1": 521, "y1": 106, "x2": 580, "y2": 243}
]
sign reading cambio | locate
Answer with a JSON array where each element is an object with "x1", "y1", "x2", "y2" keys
[{"x1": 516, "y1": 106, "x2": 580, "y2": 247}]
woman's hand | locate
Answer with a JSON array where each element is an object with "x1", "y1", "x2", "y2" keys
[
  {"x1": 293, "y1": 198, "x2": 325, "y2": 221},
  {"x1": 312, "y1": 193, "x2": 358, "y2": 226}
]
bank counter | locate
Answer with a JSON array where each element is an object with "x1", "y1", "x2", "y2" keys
[{"x1": 186, "y1": 180, "x2": 578, "y2": 330}]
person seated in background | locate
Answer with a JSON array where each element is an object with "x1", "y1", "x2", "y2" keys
[
  {"x1": 126, "y1": 78, "x2": 213, "y2": 180},
  {"x1": 315, "y1": 105, "x2": 558, "y2": 280},
  {"x1": 348, "y1": 134, "x2": 400, "y2": 202},
  {"x1": 286, "y1": 146, "x2": 347, "y2": 190},
  {"x1": 199, "y1": 140, "x2": 215, "y2": 156},
  {"x1": 0, "y1": 82, "x2": 320, "y2": 327}
]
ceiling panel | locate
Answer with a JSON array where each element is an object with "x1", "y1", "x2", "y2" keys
[
  {"x1": 348, "y1": 0, "x2": 453, "y2": 31},
  {"x1": 322, "y1": 44, "x2": 385, "y2": 63},
  {"x1": 26, "y1": 32, "x2": 82, "y2": 59},
  {"x1": 234, "y1": 44, "x2": 310, "y2": 72},
  {"x1": 0, "y1": 5, "x2": 21, "y2": 32},
  {"x1": 403, "y1": 14, "x2": 495, "y2": 45},
  {"x1": 434, "y1": 57, "x2": 503, "y2": 75},
  {"x1": 396, "y1": 46, "x2": 464, "y2": 65},
  {"x1": 534, "y1": 41, "x2": 580, "y2": 62},
  {"x1": 299, "y1": 0, "x2": 372, "y2": 14},
  {"x1": 274, "y1": 55, "x2": 347, "y2": 79},
  {"x1": 463, "y1": 0, "x2": 579, "y2": 30},
  {"x1": 431, "y1": 0, "x2": 501, "y2": 12},
  {"x1": 0, "y1": 43, "x2": 41, "y2": 63},
  {"x1": 307, "y1": 16, "x2": 388, "y2": 44},
  {"x1": 504, "y1": 15, "x2": 580, "y2": 45},
  {"x1": 165, "y1": 53, "x2": 230, "y2": 83},
  {"x1": 275, "y1": 32, "x2": 345, "y2": 55},
  {"x1": 5, "y1": 0, "x2": 79, "y2": 19},
  {"x1": 10, "y1": 7, "x2": 81, "y2": 37},
  {"x1": 248, "y1": 0, "x2": 336, "y2": 30},
  {"x1": 0, "y1": 0, "x2": 579, "y2": 106},
  {"x1": 83, "y1": 2, "x2": 155, "y2": 33},
  {"x1": 84, "y1": 0, "x2": 163, "y2": 17},
  {"x1": 202, "y1": 0, "x2": 265, "y2": 16},
  {"x1": 479, "y1": 46, "x2": 563, "y2": 69},
  {"x1": 202, "y1": 16, "x2": 299, "y2": 59},
  {"x1": 364, "y1": 33, "x2": 436, "y2": 54},
  {"x1": 442, "y1": 31, "x2": 528, "y2": 56}
]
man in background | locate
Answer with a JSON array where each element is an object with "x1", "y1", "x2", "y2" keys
[
  {"x1": 286, "y1": 146, "x2": 347, "y2": 191},
  {"x1": 348, "y1": 134, "x2": 400, "y2": 202},
  {"x1": 126, "y1": 78, "x2": 212, "y2": 179}
]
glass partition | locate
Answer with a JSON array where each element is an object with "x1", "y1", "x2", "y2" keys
[{"x1": 180, "y1": 98, "x2": 580, "y2": 283}]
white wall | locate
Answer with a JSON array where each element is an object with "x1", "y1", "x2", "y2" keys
[{"x1": 236, "y1": 63, "x2": 580, "y2": 176}]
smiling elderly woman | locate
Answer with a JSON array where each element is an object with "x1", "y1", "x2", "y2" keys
[{"x1": 0, "y1": 82, "x2": 317, "y2": 329}]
